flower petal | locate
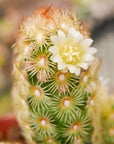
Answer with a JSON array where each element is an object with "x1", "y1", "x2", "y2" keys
[
  {"x1": 58, "y1": 62, "x2": 66, "y2": 70},
  {"x1": 49, "y1": 46, "x2": 58, "y2": 54},
  {"x1": 88, "y1": 47, "x2": 97, "y2": 54},
  {"x1": 67, "y1": 64, "x2": 81, "y2": 76},
  {"x1": 77, "y1": 62, "x2": 88, "y2": 70},
  {"x1": 68, "y1": 28, "x2": 83, "y2": 42},
  {"x1": 51, "y1": 55, "x2": 62, "y2": 63},
  {"x1": 58, "y1": 30, "x2": 66, "y2": 42},
  {"x1": 51, "y1": 36, "x2": 59, "y2": 45},
  {"x1": 83, "y1": 54, "x2": 94, "y2": 61},
  {"x1": 81, "y1": 39, "x2": 93, "y2": 47}
]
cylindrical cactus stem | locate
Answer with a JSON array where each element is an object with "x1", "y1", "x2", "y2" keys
[
  {"x1": 12, "y1": 5, "x2": 101, "y2": 144},
  {"x1": 98, "y1": 85, "x2": 114, "y2": 144}
]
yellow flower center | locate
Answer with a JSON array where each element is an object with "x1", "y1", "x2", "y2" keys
[{"x1": 59, "y1": 40, "x2": 85, "y2": 65}]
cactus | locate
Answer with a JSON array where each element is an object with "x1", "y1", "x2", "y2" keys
[
  {"x1": 98, "y1": 84, "x2": 114, "y2": 144},
  {"x1": 101, "y1": 96, "x2": 114, "y2": 144},
  {"x1": 12, "y1": 5, "x2": 103, "y2": 144}
]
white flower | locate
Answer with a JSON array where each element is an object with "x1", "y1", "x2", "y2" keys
[{"x1": 49, "y1": 28, "x2": 97, "y2": 76}]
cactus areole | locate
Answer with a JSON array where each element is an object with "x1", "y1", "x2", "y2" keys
[{"x1": 12, "y1": 5, "x2": 102, "y2": 144}]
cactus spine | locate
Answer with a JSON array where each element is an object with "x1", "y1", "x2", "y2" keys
[{"x1": 12, "y1": 5, "x2": 105, "y2": 144}]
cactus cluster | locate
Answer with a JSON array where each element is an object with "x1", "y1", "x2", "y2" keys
[
  {"x1": 102, "y1": 96, "x2": 114, "y2": 144},
  {"x1": 98, "y1": 85, "x2": 114, "y2": 144},
  {"x1": 11, "y1": 5, "x2": 113, "y2": 144}
]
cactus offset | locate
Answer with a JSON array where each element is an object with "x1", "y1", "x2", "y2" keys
[
  {"x1": 101, "y1": 96, "x2": 114, "y2": 144},
  {"x1": 98, "y1": 84, "x2": 114, "y2": 144},
  {"x1": 12, "y1": 5, "x2": 102, "y2": 144}
]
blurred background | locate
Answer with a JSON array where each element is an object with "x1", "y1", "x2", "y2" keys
[{"x1": 0, "y1": 0, "x2": 114, "y2": 141}]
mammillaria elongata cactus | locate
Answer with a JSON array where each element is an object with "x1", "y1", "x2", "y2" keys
[{"x1": 11, "y1": 5, "x2": 105, "y2": 144}]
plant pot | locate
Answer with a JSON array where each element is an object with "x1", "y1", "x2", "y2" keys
[{"x1": 0, "y1": 113, "x2": 25, "y2": 143}]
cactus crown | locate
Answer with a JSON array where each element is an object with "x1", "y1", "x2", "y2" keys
[{"x1": 11, "y1": 5, "x2": 103, "y2": 144}]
